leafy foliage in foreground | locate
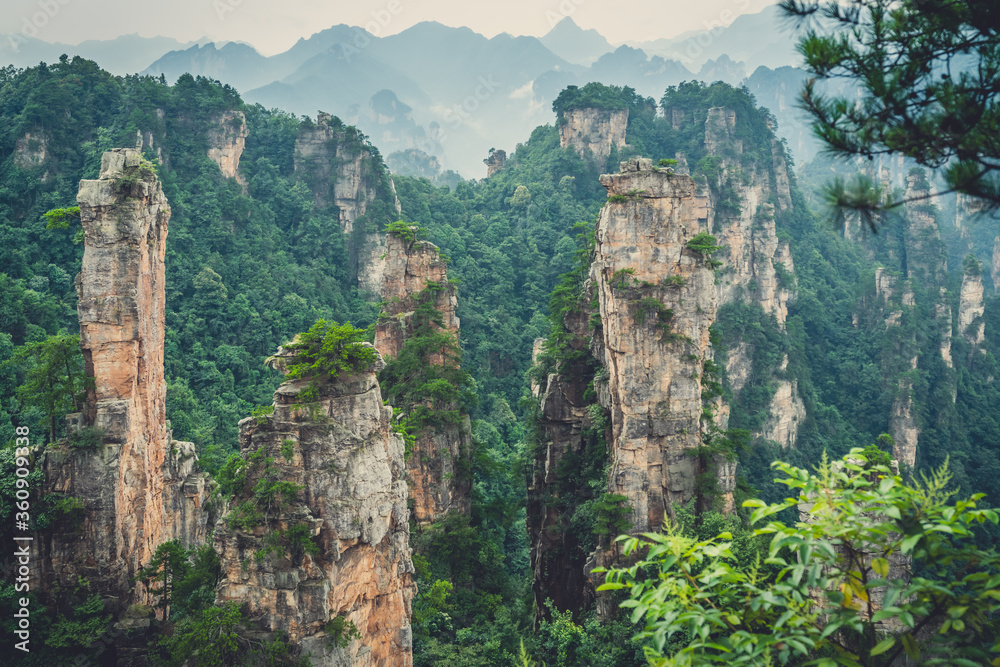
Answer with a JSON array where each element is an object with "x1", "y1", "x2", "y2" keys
[{"x1": 600, "y1": 449, "x2": 1000, "y2": 666}]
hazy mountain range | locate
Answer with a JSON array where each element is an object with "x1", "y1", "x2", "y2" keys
[{"x1": 0, "y1": 5, "x2": 818, "y2": 176}]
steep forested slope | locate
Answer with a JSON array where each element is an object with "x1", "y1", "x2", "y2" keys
[{"x1": 0, "y1": 57, "x2": 998, "y2": 666}]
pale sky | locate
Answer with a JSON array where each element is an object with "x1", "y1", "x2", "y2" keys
[{"x1": 0, "y1": 0, "x2": 776, "y2": 55}]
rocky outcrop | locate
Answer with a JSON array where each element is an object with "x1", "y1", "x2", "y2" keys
[
  {"x1": 761, "y1": 357, "x2": 806, "y2": 449},
  {"x1": 558, "y1": 107, "x2": 628, "y2": 164},
  {"x1": 960, "y1": 257, "x2": 986, "y2": 347},
  {"x1": 294, "y1": 112, "x2": 402, "y2": 293},
  {"x1": 936, "y1": 288, "x2": 953, "y2": 368},
  {"x1": 375, "y1": 230, "x2": 458, "y2": 360},
  {"x1": 903, "y1": 171, "x2": 946, "y2": 283},
  {"x1": 207, "y1": 110, "x2": 248, "y2": 183},
  {"x1": 214, "y1": 346, "x2": 414, "y2": 666},
  {"x1": 486, "y1": 148, "x2": 506, "y2": 177},
  {"x1": 593, "y1": 159, "x2": 727, "y2": 527},
  {"x1": 874, "y1": 268, "x2": 921, "y2": 466},
  {"x1": 38, "y1": 148, "x2": 211, "y2": 612},
  {"x1": 13, "y1": 131, "x2": 49, "y2": 171},
  {"x1": 374, "y1": 229, "x2": 471, "y2": 526},
  {"x1": 694, "y1": 106, "x2": 802, "y2": 447},
  {"x1": 993, "y1": 237, "x2": 1000, "y2": 293}
]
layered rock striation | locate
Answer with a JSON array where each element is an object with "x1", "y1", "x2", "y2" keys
[
  {"x1": 294, "y1": 113, "x2": 402, "y2": 294},
  {"x1": 38, "y1": 148, "x2": 212, "y2": 612},
  {"x1": 529, "y1": 158, "x2": 732, "y2": 619},
  {"x1": 374, "y1": 228, "x2": 472, "y2": 525},
  {"x1": 213, "y1": 346, "x2": 415, "y2": 666},
  {"x1": 558, "y1": 107, "x2": 628, "y2": 165},
  {"x1": 207, "y1": 110, "x2": 249, "y2": 183}
]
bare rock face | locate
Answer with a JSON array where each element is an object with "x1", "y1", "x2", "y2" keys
[
  {"x1": 874, "y1": 268, "x2": 921, "y2": 466},
  {"x1": 486, "y1": 148, "x2": 506, "y2": 177},
  {"x1": 761, "y1": 356, "x2": 806, "y2": 449},
  {"x1": 592, "y1": 162, "x2": 726, "y2": 529},
  {"x1": 993, "y1": 237, "x2": 1000, "y2": 293},
  {"x1": 14, "y1": 131, "x2": 49, "y2": 171},
  {"x1": 39, "y1": 148, "x2": 211, "y2": 611},
  {"x1": 214, "y1": 352, "x2": 414, "y2": 666},
  {"x1": 960, "y1": 259, "x2": 986, "y2": 347},
  {"x1": 696, "y1": 107, "x2": 802, "y2": 447},
  {"x1": 558, "y1": 108, "x2": 628, "y2": 164},
  {"x1": 207, "y1": 110, "x2": 248, "y2": 183},
  {"x1": 903, "y1": 172, "x2": 947, "y2": 283},
  {"x1": 294, "y1": 113, "x2": 402, "y2": 293},
  {"x1": 374, "y1": 229, "x2": 471, "y2": 526}
]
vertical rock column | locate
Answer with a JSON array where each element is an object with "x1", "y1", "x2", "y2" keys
[
  {"x1": 592, "y1": 158, "x2": 730, "y2": 532},
  {"x1": 558, "y1": 107, "x2": 629, "y2": 165},
  {"x1": 294, "y1": 112, "x2": 402, "y2": 294},
  {"x1": 40, "y1": 148, "x2": 171, "y2": 605},
  {"x1": 374, "y1": 228, "x2": 473, "y2": 525},
  {"x1": 213, "y1": 346, "x2": 415, "y2": 667}
]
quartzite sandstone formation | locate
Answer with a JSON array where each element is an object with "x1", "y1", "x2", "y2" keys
[
  {"x1": 874, "y1": 268, "x2": 921, "y2": 467},
  {"x1": 529, "y1": 158, "x2": 733, "y2": 619},
  {"x1": 294, "y1": 112, "x2": 402, "y2": 294},
  {"x1": 375, "y1": 228, "x2": 472, "y2": 525},
  {"x1": 207, "y1": 110, "x2": 249, "y2": 183},
  {"x1": 558, "y1": 107, "x2": 629, "y2": 164},
  {"x1": 678, "y1": 105, "x2": 802, "y2": 447},
  {"x1": 486, "y1": 148, "x2": 506, "y2": 177},
  {"x1": 592, "y1": 159, "x2": 730, "y2": 526},
  {"x1": 214, "y1": 345, "x2": 415, "y2": 667},
  {"x1": 960, "y1": 258, "x2": 986, "y2": 348},
  {"x1": 38, "y1": 148, "x2": 212, "y2": 612}
]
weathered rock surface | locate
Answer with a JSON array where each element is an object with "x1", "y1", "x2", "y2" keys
[
  {"x1": 486, "y1": 148, "x2": 506, "y2": 177},
  {"x1": 207, "y1": 110, "x2": 248, "y2": 183},
  {"x1": 960, "y1": 259, "x2": 986, "y2": 347},
  {"x1": 558, "y1": 107, "x2": 628, "y2": 164},
  {"x1": 14, "y1": 131, "x2": 49, "y2": 171},
  {"x1": 374, "y1": 229, "x2": 471, "y2": 526},
  {"x1": 294, "y1": 112, "x2": 402, "y2": 293},
  {"x1": 38, "y1": 148, "x2": 211, "y2": 613},
  {"x1": 993, "y1": 237, "x2": 1000, "y2": 293},
  {"x1": 875, "y1": 267, "x2": 922, "y2": 467},
  {"x1": 214, "y1": 350, "x2": 414, "y2": 667},
  {"x1": 592, "y1": 161, "x2": 726, "y2": 529},
  {"x1": 691, "y1": 106, "x2": 801, "y2": 447},
  {"x1": 903, "y1": 172, "x2": 947, "y2": 283}
]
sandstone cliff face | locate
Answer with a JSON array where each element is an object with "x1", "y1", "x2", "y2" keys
[
  {"x1": 874, "y1": 268, "x2": 921, "y2": 467},
  {"x1": 486, "y1": 148, "x2": 506, "y2": 177},
  {"x1": 960, "y1": 260, "x2": 986, "y2": 347},
  {"x1": 558, "y1": 108, "x2": 628, "y2": 164},
  {"x1": 592, "y1": 159, "x2": 727, "y2": 528},
  {"x1": 294, "y1": 113, "x2": 402, "y2": 293},
  {"x1": 214, "y1": 349, "x2": 414, "y2": 667},
  {"x1": 39, "y1": 148, "x2": 211, "y2": 611},
  {"x1": 993, "y1": 237, "x2": 1000, "y2": 293},
  {"x1": 692, "y1": 106, "x2": 802, "y2": 447},
  {"x1": 14, "y1": 131, "x2": 49, "y2": 171},
  {"x1": 374, "y1": 229, "x2": 472, "y2": 526},
  {"x1": 207, "y1": 110, "x2": 248, "y2": 183},
  {"x1": 903, "y1": 173, "x2": 946, "y2": 283},
  {"x1": 529, "y1": 158, "x2": 732, "y2": 618}
]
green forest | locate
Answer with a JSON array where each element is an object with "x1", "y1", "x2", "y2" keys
[{"x1": 1, "y1": 36, "x2": 999, "y2": 666}]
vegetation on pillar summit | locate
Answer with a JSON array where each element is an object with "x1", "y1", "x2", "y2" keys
[{"x1": 552, "y1": 82, "x2": 652, "y2": 115}]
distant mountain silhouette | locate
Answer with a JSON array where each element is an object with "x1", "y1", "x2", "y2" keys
[
  {"x1": 0, "y1": 33, "x2": 194, "y2": 74},
  {"x1": 539, "y1": 17, "x2": 614, "y2": 66}
]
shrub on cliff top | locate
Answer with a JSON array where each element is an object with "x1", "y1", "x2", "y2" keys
[{"x1": 278, "y1": 319, "x2": 377, "y2": 384}]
